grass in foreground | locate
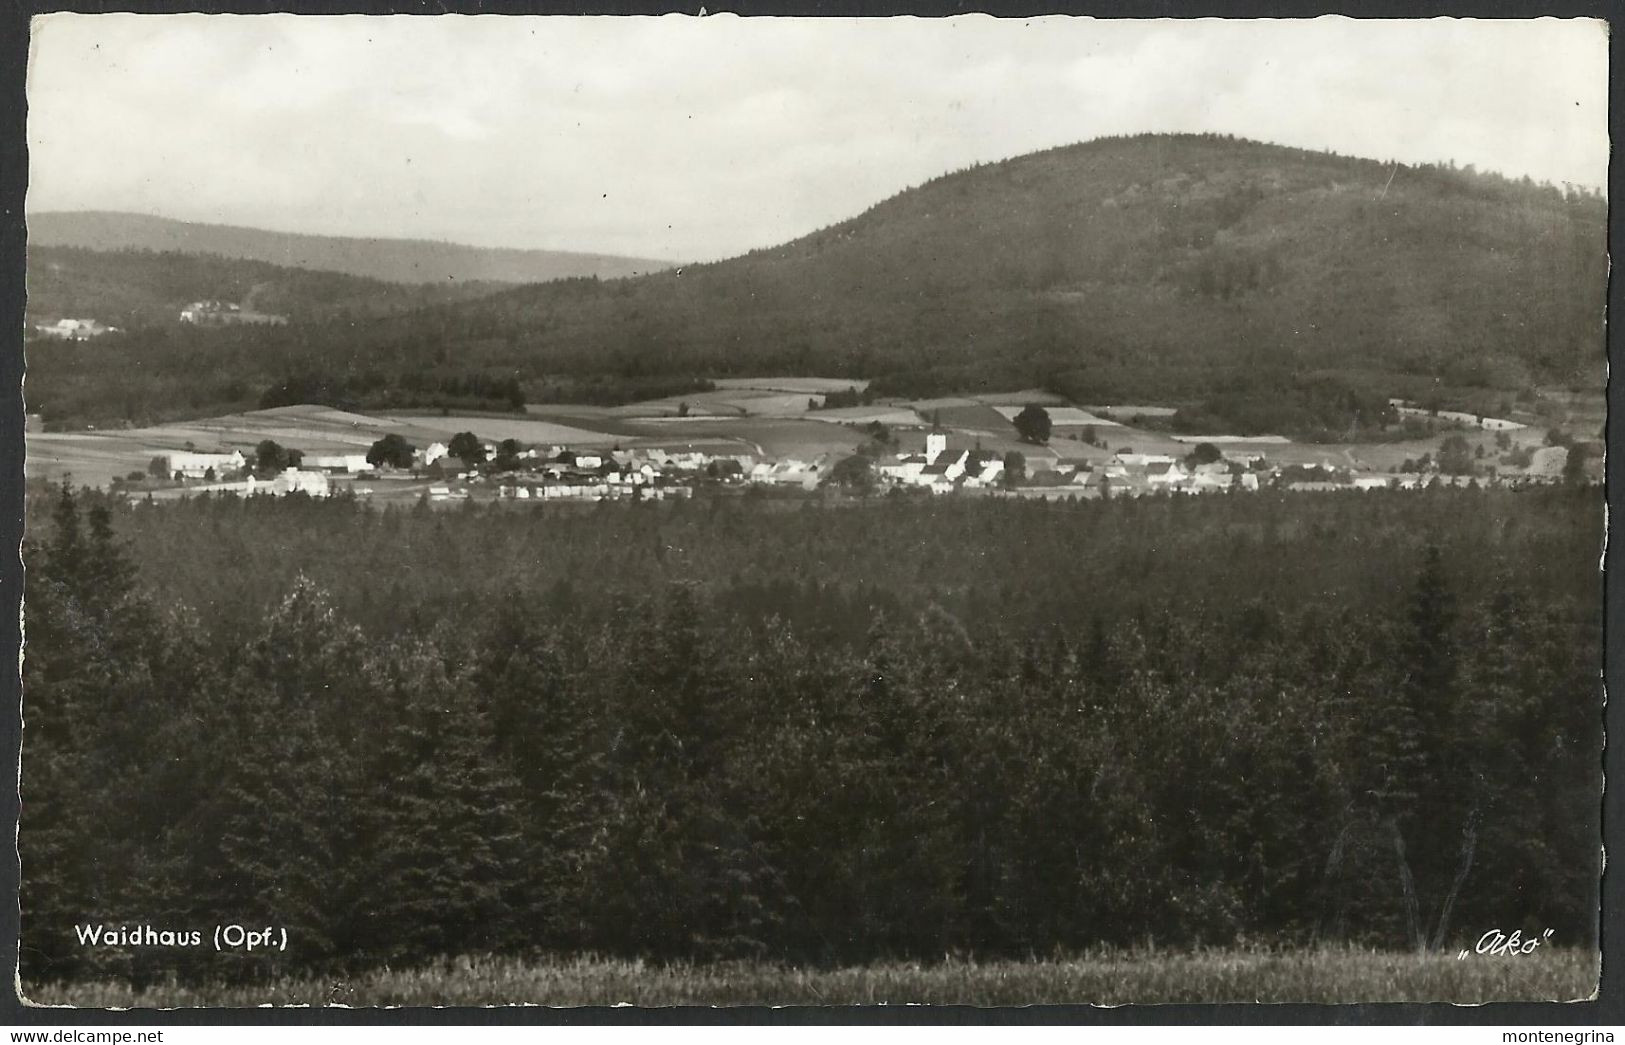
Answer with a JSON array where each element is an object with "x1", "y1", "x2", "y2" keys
[{"x1": 26, "y1": 947, "x2": 1600, "y2": 1008}]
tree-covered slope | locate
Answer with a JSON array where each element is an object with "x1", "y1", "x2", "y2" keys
[
  {"x1": 334, "y1": 134, "x2": 1607, "y2": 397},
  {"x1": 26, "y1": 245, "x2": 510, "y2": 328},
  {"x1": 26, "y1": 135, "x2": 1607, "y2": 428}
]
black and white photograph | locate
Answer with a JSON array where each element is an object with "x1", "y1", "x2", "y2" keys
[{"x1": 10, "y1": 10, "x2": 1611, "y2": 1011}]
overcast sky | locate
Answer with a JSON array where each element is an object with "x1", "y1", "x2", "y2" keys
[{"x1": 26, "y1": 14, "x2": 1609, "y2": 263}]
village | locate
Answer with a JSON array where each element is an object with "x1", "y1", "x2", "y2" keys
[{"x1": 113, "y1": 402, "x2": 1600, "y2": 508}]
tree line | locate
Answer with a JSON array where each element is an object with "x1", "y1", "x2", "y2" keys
[{"x1": 19, "y1": 484, "x2": 1601, "y2": 988}]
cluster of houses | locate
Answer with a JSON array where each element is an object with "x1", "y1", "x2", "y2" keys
[
  {"x1": 460, "y1": 445, "x2": 756, "y2": 502},
  {"x1": 868, "y1": 435, "x2": 1590, "y2": 498},
  {"x1": 870, "y1": 435, "x2": 1261, "y2": 497},
  {"x1": 136, "y1": 420, "x2": 1597, "y2": 505},
  {"x1": 29, "y1": 299, "x2": 295, "y2": 340},
  {"x1": 878, "y1": 433, "x2": 1006, "y2": 492},
  {"x1": 1093, "y1": 452, "x2": 1263, "y2": 495},
  {"x1": 179, "y1": 300, "x2": 288, "y2": 326},
  {"x1": 147, "y1": 440, "x2": 771, "y2": 503},
  {"x1": 156, "y1": 450, "x2": 334, "y2": 499},
  {"x1": 32, "y1": 317, "x2": 118, "y2": 340},
  {"x1": 1388, "y1": 398, "x2": 1528, "y2": 432}
]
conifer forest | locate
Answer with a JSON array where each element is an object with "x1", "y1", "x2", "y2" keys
[{"x1": 18, "y1": 484, "x2": 1602, "y2": 992}]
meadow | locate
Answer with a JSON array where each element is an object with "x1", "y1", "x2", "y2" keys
[
  {"x1": 27, "y1": 948, "x2": 1597, "y2": 1008},
  {"x1": 711, "y1": 376, "x2": 873, "y2": 394}
]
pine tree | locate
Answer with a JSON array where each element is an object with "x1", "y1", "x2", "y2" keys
[
  {"x1": 350, "y1": 645, "x2": 527, "y2": 967},
  {"x1": 472, "y1": 601, "x2": 602, "y2": 947},
  {"x1": 191, "y1": 579, "x2": 371, "y2": 979}
]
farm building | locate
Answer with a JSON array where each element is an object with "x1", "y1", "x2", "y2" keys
[
  {"x1": 877, "y1": 454, "x2": 929, "y2": 483},
  {"x1": 1387, "y1": 399, "x2": 1527, "y2": 432},
  {"x1": 259, "y1": 469, "x2": 330, "y2": 497},
  {"x1": 959, "y1": 450, "x2": 1005, "y2": 488},
  {"x1": 1145, "y1": 461, "x2": 1190, "y2": 489},
  {"x1": 179, "y1": 300, "x2": 288, "y2": 326},
  {"x1": 34, "y1": 318, "x2": 118, "y2": 340},
  {"x1": 181, "y1": 467, "x2": 331, "y2": 499},
  {"x1": 304, "y1": 453, "x2": 371, "y2": 473},
  {"x1": 164, "y1": 450, "x2": 246, "y2": 479}
]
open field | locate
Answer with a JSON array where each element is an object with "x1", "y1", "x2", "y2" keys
[
  {"x1": 811, "y1": 405, "x2": 924, "y2": 425},
  {"x1": 25, "y1": 403, "x2": 874, "y2": 488},
  {"x1": 1168, "y1": 433, "x2": 1290, "y2": 444},
  {"x1": 27, "y1": 406, "x2": 544, "y2": 487},
  {"x1": 27, "y1": 405, "x2": 452, "y2": 488},
  {"x1": 614, "y1": 389, "x2": 821, "y2": 418},
  {"x1": 619, "y1": 416, "x2": 868, "y2": 458},
  {"x1": 918, "y1": 403, "x2": 1011, "y2": 431},
  {"x1": 522, "y1": 405, "x2": 654, "y2": 437},
  {"x1": 1089, "y1": 404, "x2": 1179, "y2": 419},
  {"x1": 386, "y1": 414, "x2": 623, "y2": 446},
  {"x1": 712, "y1": 376, "x2": 871, "y2": 394},
  {"x1": 26, "y1": 948, "x2": 1597, "y2": 1008},
  {"x1": 973, "y1": 388, "x2": 1070, "y2": 406},
  {"x1": 992, "y1": 405, "x2": 1123, "y2": 428}
]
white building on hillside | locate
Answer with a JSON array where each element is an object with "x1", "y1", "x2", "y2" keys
[
  {"x1": 35, "y1": 318, "x2": 118, "y2": 340},
  {"x1": 245, "y1": 469, "x2": 331, "y2": 497},
  {"x1": 304, "y1": 453, "x2": 371, "y2": 473},
  {"x1": 164, "y1": 450, "x2": 246, "y2": 479}
]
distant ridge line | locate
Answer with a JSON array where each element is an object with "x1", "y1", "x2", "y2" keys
[{"x1": 26, "y1": 210, "x2": 675, "y2": 285}]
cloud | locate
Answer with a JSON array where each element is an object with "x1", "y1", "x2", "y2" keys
[{"x1": 26, "y1": 13, "x2": 1609, "y2": 262}]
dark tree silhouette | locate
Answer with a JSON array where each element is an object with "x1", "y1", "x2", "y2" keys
[
  {"x1": 1013, "y1": 404, "x2": 1052, "y2": 445},
  {"x1": 366, "y1": 433, "x2": 416, "y2": 469}
]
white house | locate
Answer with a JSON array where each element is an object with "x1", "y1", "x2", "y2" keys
[
  {"x1": 1111, "y1": 452, "x2": 1177, "y2": 470},
  {"x1": 303, "y1": 453, "x2": 371, "y2": 473},
  {"x1": 244, "y1": 468, "x2": 330, "y2": 498},
  {"x1": 878, "y1": 454, "x2": 929, "y2": 484},
  {"x1": 963, "y1": 453, "x2": 1005, "y2": 487},
  {"x1": 920, "y1": 450, "x2": 969, "y2": 485},
  {"x1": 1389, "y1": 399, "x2": 1527, "y2": 432},
  {"x1": 271, "y1": 469, "x2": 329, "y2": 497},
  {"x1": 1145, "y1": 461, "x2": 1190, "y2": 488},
  {"x1": 35, "y1": 318, "x2": 117, "y2": 340},
  {"x1": 164, "y1": 450, "x2": 246, "y2": 479},
  {"x1": 180, "y1": 300, "x2": 286, "y2": 326}
]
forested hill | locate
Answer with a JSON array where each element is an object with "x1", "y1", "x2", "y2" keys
[
  {"x1": 26, "y1": 246, "x2": 511, "y2": 328},
  {"x1": 333, "y1": 133, "x2": 1605, "y2": 401},
  {"x1": 24, "y1": 135, "x2": 1607, "y2": 428},
  {"x1": 27, "y1": 211, "x2": 672, "y2": 284}
]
